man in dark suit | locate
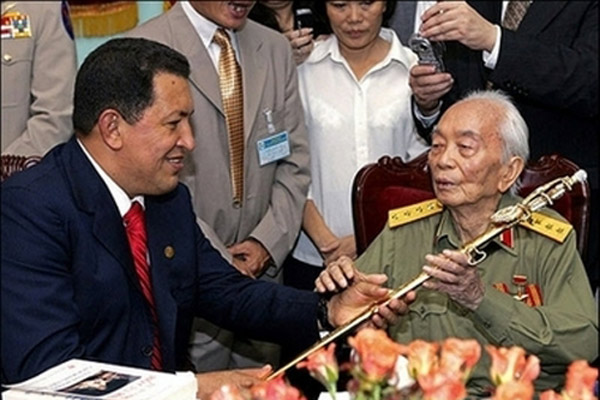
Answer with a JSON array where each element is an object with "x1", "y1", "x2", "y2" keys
[
  {"x1": 0, "y1": 38, "x2": 413, "y2": 398},
  {"x1": 126, "y1": 0, "x2": 311, "y2": 372},
  {"x1": 408, "y1": 1, "x2": 599, "y2": 292}
]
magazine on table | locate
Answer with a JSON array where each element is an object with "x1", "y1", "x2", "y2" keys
[{"x1": 2, "y1": 359, "x2": 197, "y2": 400}]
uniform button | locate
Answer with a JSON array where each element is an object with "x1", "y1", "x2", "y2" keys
[
  {"x1": 3, "y1": 54, "x2": 12, "y2": 62},
  {"x1": 141, "y1": 345, "x2": 153, "y2": 357},
  {"x1": 419, "y1": 305, "x2": 426, "y2": 314},
  {"x1": 232, "y1": 199, "x2": 242, "y2": 209}
]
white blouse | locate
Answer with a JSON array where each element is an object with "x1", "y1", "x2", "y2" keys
[{"x1": 293, "y1": 28, "x2": 429, "y2": 266}]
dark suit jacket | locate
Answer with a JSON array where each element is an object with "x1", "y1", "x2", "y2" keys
[
  {"x1": 1, "y1": 138, "x2": 319, "y2": 383},
  {"x1": 417, "y1": 1, "x2": 598, "y2": 183}
]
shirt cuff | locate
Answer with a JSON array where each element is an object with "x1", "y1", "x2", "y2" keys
[
  {"x1": 483, "y1": 25, "x2": 502, "y2": 70},
  {"x1": 413, "y1": 99, "x2": 442, "y2": 128}
]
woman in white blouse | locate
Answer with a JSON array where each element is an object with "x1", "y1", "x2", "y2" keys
[{"x1": 284, "y1": 0, "x2": 429, "y2": 291}]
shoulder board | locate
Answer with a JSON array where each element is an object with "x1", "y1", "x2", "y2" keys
[
  {"x1": 518, "y1": 211, "x2": 572, "y2": 243},
  {"x1": 388, "y1": 199, "x2": 443, "y2": 229}
]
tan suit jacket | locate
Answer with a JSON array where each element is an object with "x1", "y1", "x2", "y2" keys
[
  {"x1": 1, "y1": 1, "x2": 77, "y2": 156},
  {"x1": 127, "y1": 3, "x2": 310, "y2": 269}
]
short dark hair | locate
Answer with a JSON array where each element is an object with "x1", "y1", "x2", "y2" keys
[
  {"x1": 73, "y1": 38, "x2": 190, "y2": 135},
  {"x1": 313, "y1": 0, "x2": 397, "y2": 35}
]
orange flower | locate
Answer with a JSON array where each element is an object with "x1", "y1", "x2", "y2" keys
[
  {"x1": 563, "y1": 360, "x2": 598, "y2": 400},
  {"x1": 297, "y1": 343, "x2": 338, "y2": 394},
  {"x1": 249, "y1": 376, "x2": 306, "y2": 400},
  {"x1": 400, "y1": 339, "x2": 440, "y2": 379},
  {"x1": 418, "y1": 370, "x2": 467, "y2": 400},
  {"x1": 492, "y1": 381, "x2": 534, "y2": 400},
  {"x1": 348, "y1": 328, "x2": 404, "y2": 383},
  {"x1": 486, "y1": 345, "x2": 540, "y2": 385},
  {"x1": 440, "y1": 338, "x2": 481, "y2": 379},
  {"x1": 540, "y1": 390, "x2": 564, "y2": 400}
]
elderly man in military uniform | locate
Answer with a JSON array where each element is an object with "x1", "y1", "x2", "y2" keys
[{"x1": 316, "y1": 90, "x2": 598, "y2": 396}]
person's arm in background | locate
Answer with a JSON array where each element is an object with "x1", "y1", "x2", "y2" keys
[
  {"x1": 3, "y1": 1, "x2": 77, "y2": 156},
  {"x1": 302, "y1": 199, "x2": 357, "y2": 265}
]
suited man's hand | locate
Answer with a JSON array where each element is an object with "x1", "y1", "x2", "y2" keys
[
  {"x1": 419, "y1": 1, "x2": 497, "y2": 52},
  {"x1": 409, "y1": 65, "x2": 453, "y2": 115},
  {"x1": 228, "y1": 239, "x2": 272, "y2": 278},
  {"x1": 326, "y1": 266, "x2": 416, "y2": 330},
  {"x1": 195, "y1": 365, "x2": 272, "y2": 399}
]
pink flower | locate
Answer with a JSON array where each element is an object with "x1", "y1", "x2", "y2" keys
[
  {"x1": 418, "y1": 370, "x2": 467, "y2": 400},
  {"x1": 400, "y1": 339, "x2": 440, "y2": 379},
  {"x1": 486, "y1": 345, "x2": 540, "y2": 385},
  {"x1": 492, "y1": 381, "x2": 535, "y2": 400},
  {"x1": 440, "y1": 338, "x2": 481, "y2": 379},
  {"x1": 249, "y1": 376, "x2": 306, "y2": 400},
  {"x1": 540, "y1": 390, "x2": 564, "y2": 400},
  {"x1": 209, "y1": 384, "x2": 246, "y2": 400},
  {"x1": 297, "y1": 343, "x2": 338, "y2": 394},
  {"x1": 348, "y1": 328, "x2": 404, "y2": 383},
  {"x1": 563, "y1": 360, "x2": 598, "y2": 400}
]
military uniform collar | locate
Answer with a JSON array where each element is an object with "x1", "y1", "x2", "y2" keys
[{"x1": 434, "y1": 193, "x2": 521, "y2": 256}]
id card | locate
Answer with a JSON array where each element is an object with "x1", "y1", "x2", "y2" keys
[{"x1": 257, "y1": 131, "x2": 290, "y2": 166}]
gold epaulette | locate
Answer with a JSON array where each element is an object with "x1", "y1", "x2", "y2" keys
[
  {"x1": 518, "y1": 211, "x2": 572, "y2": 243},
  {"x1": 388, "y1": 199, "x2": 443, "y2": 229}
]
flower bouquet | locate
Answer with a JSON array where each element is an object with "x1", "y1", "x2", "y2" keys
[{"x1": 209, "y1": 328, "x2": 598, "y2": 400}]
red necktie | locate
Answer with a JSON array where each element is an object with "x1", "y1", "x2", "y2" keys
[{"x1": 123, "y1": 202, "x2": 163, "y2": 370}]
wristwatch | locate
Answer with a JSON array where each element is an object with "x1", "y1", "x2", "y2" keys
[{"x1": 317, "y1": 295, "x2": 335, "y2": 332}]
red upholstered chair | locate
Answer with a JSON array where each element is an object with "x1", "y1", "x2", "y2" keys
[
  {"x1": 1, "y1": 154, "x2": 42, "y2": 183},
  {"x1": 352, "y1": 153, "x2": 591, "y2": 257}
]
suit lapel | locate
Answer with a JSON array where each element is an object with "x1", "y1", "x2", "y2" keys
[
  {"x1": 168, "y1": 3, "x2": 223, "y2": 113},
  {"x1": 145, "y1": 199, "x2": 178, "y2": 368},
  {"x1": 518, "y1": 1, "x2": 567, "y2": 35},
  {"x1": 237, "y1": 25, "x2": 267, "y2": 142},
  {"x1": 62, "y1": 138, "x2": 140, "y2": 290}
]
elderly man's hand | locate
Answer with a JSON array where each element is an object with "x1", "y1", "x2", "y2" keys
[
  {"x1": 317, "y1": 256, "x2": 416, "y2": 329},
  {"x1": 422, "y1": 249, "x2": 485, "y2": 310}
]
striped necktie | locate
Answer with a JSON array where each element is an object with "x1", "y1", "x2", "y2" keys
[
  {"x1": 213, "y1": 28, "x2": 244, "y2": 206},
  {"x1": 124, "y1": 202, "x2": 163, "y2": 370},
  {"x1": 502, "y1": 1, "x2": 531, "y2": 31}
]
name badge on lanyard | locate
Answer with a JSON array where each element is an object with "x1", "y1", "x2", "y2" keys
[{"x1": 257, "y1": 109, "x2": 290, "y2": 166}]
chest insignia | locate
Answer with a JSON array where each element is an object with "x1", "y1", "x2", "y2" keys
[{"x1": 1, "y1": 11, "x2": 32, "y2": 40}]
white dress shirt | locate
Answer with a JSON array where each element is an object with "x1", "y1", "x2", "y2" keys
[
  {"x1": 181, "y1": 1, "x2": 241, "y2": 69},
  {"x1": 77, "y1": 139, "x2": 144, "y2": 216},
  {"x1": 293, "y1": 28, "x2": 429, "y2": 266}
]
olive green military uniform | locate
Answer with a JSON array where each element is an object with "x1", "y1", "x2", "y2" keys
[
  {"x1": 1, "y1": 1, "x2": 77, "y2": 156},
  {"x1": 357, "y1": 193, "x2": 598, "y2": 396}
]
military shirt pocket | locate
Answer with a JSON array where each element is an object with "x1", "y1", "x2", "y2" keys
[
  {"x1": 1, "y1": 41, "x2": 33, "y2": 107},
  {"x1": 410, "y1": 290, "x2": 449, "y2": 319}
]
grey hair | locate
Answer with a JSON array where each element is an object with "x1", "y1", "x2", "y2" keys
[{"x1": 460, "y1": 90, "x2": 530, "y2": 195}]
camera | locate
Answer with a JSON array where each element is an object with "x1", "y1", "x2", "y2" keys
[
  {"x1": 294, "y1": 8, "x2": 314, "y2": 30},
  {"x1": 408, "y1": 33, "x2": 445, "y2": 72}
]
